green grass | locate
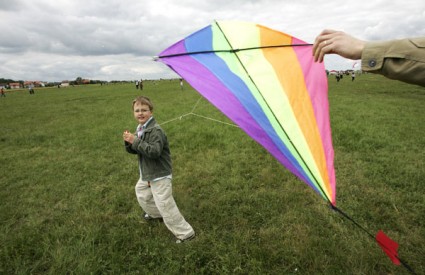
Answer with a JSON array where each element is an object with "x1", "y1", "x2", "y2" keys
[{"x1": 0, "y1": 75, "x2": 424, "y2": 274}]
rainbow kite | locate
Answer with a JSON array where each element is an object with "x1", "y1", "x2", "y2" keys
[{"x1": 156, "y1": 21, "x2": 336, "y2": 205}]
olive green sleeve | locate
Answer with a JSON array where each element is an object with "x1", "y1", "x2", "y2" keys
[{"x1": 361, "y1": 38, "x2": 425, "y2": 87}]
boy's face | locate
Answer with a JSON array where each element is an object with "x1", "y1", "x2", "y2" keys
[{"x1": 133, "y1": 102, "x2": 152, "y2": 125}]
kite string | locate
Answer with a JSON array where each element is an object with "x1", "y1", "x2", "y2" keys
[
  {"x1": 190, "y1": 113, "x2": 239, "y2": 127},
  {"x1": 330, "y1": 204, "x2": 416, "y2": 274},
  {"x1": 160, "y1": 96, "x2": 238, "y2": 128},
  {"x1": 160, "y1": 113, "x2": 193, "y2": 125},
  {"x1": 190, "y1": 96, "x2": 203, "y2": 113}
]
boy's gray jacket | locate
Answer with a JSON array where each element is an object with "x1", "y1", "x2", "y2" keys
[{"x1": 124, "y1": 117, "x2": 172, "y2": 181}]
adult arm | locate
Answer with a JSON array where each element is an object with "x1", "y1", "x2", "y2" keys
[
  {"x1": 313, "y1": 30, "x2": 425, "y2": 87},
  {"x1": 361, "y1": 38, "x2": 425, "y2": 86}
]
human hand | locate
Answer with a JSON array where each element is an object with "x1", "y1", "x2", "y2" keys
[
  {"x1": 123, "y1": 130, "x2": 135, "y2": 144},
  {"x1": 312, "y1": 29, "x2": 366, "y2": 62}
]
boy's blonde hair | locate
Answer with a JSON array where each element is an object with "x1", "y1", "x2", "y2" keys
[{"x1": 132, "y1": 96, "x2": 153, "y2": 111}]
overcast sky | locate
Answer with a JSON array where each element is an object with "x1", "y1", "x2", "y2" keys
[{"x1": 1, "y1": 0, "x2": 424, "y2": 82}]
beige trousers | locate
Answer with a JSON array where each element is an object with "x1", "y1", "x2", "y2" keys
[{"x1": 135, "y1": 177, "x2": 194, "y2": 240}]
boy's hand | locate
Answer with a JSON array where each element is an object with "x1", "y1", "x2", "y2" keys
[{"x1": 123, "y1": 130, "x2": 135, "y2": 144}]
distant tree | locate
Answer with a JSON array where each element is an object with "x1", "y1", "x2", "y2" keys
[
  {"x1": 0, "y1": 78, "x2": 15, "y2": 84},
  {"x1": 75, "y1": 77, "x2": 82, "y2": 85}
]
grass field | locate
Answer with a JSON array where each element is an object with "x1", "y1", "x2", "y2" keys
[{"x1": 0, "y1": 75, "x2": 424, "y2": 274}]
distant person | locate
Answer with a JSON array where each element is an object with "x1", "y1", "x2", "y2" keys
[
  {"x1": 123, "y1": 96, "x2": 195, "y2": 243},
  {"x1": 135, "y1": 80, "x2": 139, "y2": 89},
  {"x1": 28, "y1": 84, "x2": 35, "y2": 94},
  {"x1": 351, "y1": 71, "x2": 356, "y2": 82},
  {"x1": 1, "y1": 87, "x2": 5, "y2": 97},
  {"x1": 140, "y1": 79, "x2": 143, "y2": 90},
  {"x1": 313, "y1": 29, "x2": 425, "y2": 87},
  {"x1": 180, "y1": 79, "x2": 184, "y2": 91}
]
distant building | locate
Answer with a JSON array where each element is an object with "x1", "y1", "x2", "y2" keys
[
  {"x1": 61, "y1": 80, "x2": 70, "y2": 87},
  {"x1": 9, "y1": 83, "x2": 21, "y2": 89},
  {"x1": 24, "y1": 81, "x2": 45, "y2": 88}
]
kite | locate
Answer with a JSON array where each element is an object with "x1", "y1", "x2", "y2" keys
[
  {"x1": 155, "y1": 21, "x2": 413, "y2": 271},
  {"x1": 156, "y1": 20, "x2": 335, "y2": 206}
]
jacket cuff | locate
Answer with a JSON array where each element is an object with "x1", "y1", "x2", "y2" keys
[
  {"x1": 131, "y1": 137, "x2": 141, "y2": 151},
  {"x1": 361, "y1": 41, "x2": 389, "y2": 72}
]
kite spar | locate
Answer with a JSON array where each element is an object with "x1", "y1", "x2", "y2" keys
[{"x1": 155, "y1": 21, "x2": 414, "y2": 272}]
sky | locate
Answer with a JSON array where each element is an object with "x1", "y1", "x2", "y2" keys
[{"x1": 1, "y1": 0, "x2": 424, "y2": 82}]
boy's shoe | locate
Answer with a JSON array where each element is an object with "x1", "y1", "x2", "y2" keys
[
  {"x1": 143, "y1": 213, "x2": 163, "y2": 222},
  {"x1": 176, "y1": 233, "x2": 195, "y2": 244}
]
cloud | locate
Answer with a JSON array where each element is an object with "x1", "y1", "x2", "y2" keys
[
  {"x1": 0, "y1": 0, "x2": 424, "y2": 81},
  {"x1": 364, "y1": 9, "x2": 425, "y2": 40}
]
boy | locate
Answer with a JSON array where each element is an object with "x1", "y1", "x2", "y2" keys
[{"x1": 123, "y1": 96, "x2": 195, "y2": 243}]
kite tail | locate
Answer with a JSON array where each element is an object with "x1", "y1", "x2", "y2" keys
[{"x1": 330, "y1": 204, "x2": 416, "y2": 274}]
